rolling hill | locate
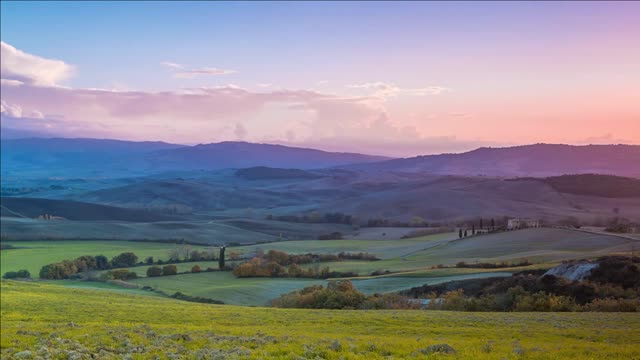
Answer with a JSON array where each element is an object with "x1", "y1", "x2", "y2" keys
[
  {"x1": 1, "y1": 138, "x2": 388, "y2": 177},
  {"x1": 0, "y1": 197, "x2": 182, "y2": 222},
  {"x1": 348, "y1": 144, "x2": 640, "y2": 177}
]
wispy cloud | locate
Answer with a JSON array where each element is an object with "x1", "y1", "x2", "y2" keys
[
  {"x1": 347, "y1": 82, "x2": 450, "y2": 98},
  {"x1": 161, "y1": 61, "x2": 235, "y2": 78}
]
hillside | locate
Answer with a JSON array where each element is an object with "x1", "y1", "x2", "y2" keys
[
  {"x1": 1, "y1": 138, "x2": 388, "y2": 178},
  {"x1": 348, "y1": 144, "x2": 640, "y2": 177},
  {"x1": 543, "y1": 174, "x2": 640, "y2": 198},
  {"x1": 235, "y1": 166, "x2": 323, "y2": 180},
  {"x1": 2, "y1": 281, "x2": 639, "y2": 359},
  {"x1": 146, "y1": 141, "x2": 389, "y2": 170},
  {"x1": 0, "y1": 197, "x2": 181, "y2": 222}
]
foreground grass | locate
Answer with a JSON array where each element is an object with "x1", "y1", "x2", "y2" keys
[{"x1": 2, "y1": 281, "x2": 639, "y2": 359}]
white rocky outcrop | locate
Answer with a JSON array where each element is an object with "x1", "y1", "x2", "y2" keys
[{"x1": 543, "y1": 261, "x2": 599, "y2": 281}]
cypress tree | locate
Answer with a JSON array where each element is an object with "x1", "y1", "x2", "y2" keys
[{"x1": 219, "y1": 246, "x2": 226, "y2": 270}]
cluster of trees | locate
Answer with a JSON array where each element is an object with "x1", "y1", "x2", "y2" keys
[
  {"x1": 605, "y1": 217, "x2": 638, "y2": 234},
  {"x1": 271, "y1": 280, "x2": 420, "y2": 310},
  {"x1": 317, "y1": 232, "x2": 343, "y2": 240},
  {"x1": 146, "y1": 264, "x2": 178, "y2": 277},
  {"x1": 170, "y1": 291, "x2": 224, "y2": 304},
  {"x1": 267, "y1": 212, "x2": 354, "y2": 225},
  {"x1": 3, "y1": 269, "x2": 31, "y2": 279},
  {"x1": 39, "y1": 252, "x2": 137, "y2": 279},
  {"x1": 403, "y1": 256, "x2": 640, "y2": 312},
  {"x1": 454, "y1": 260, "x2": 532, "y2": 269},
  {"x1": 166, "y1": 246, "x2": 220, "y2": 262},
  {"x1": 233, "y1": 258, "x2": 357, "y2": 279},
  {"x1": 258, "y1": 249, "x2": 377, "y2": 265},
  {"x1": 232, "y1": 250, "x2": 375, "y2": 278},
  {"x1": 233, "y1": 250, "x2": 368, "y2": 279},
  {"x1": 102, "y1": 269, "x2": 138, "y2": 280}
]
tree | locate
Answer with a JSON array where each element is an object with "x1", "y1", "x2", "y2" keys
[
  {"x1": 190, "y1": 250, "x2": 203, "y2": 261},
  {"x1": 459, "y1": 229, "x2": 463, "y2": 238},
  {"x1": 219, "y1": 246, "x2": 226, "y2": 270},
  {"x1": 111, "y1": 252, "x2": 138, "y2": 268},
  {"x1": 472, "y1": 224, "x2": 475, "y2": 235},
  {"x1": 146, "y1": 266, "x2": 163, "y2": 277},
  {"x1": 162, "y1": 264, "x2": 178, "y2": 276},
  {"x1": 105, "y1": 269, "x2": 137, "y2": 280},
  {"x1": 95, "y1": 255, "x2": 110, "y2": 270},
  {"x1": 464, "y1": 230, "x2": 468, "y2": 237},
  {"x1": 3, "y1": 269, "x2": 30, "y2": 279},
  {"x1": 145, "y1": 256, "x2": 154, "y2": 265},
  {"x1": 191, "y1": 265, "x2": 202, "y2": 273}
]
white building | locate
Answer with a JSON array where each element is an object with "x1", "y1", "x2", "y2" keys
[{"x1": 507, "y1": 218, "x2": 540, "y2": 229}]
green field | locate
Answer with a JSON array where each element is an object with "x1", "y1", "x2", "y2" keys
[
  {"x1": 0, "y1": 240, "x2": 216, "y2": 275},
  {"x1": 2, "y1": 227, "x2": 635, "y2": 306},
  {"x1": 2, "y1": 281, "x2": 639, "y2": 359},
  {"x1": 131, "y1": 270, "x2": 512, "y2": 306}
]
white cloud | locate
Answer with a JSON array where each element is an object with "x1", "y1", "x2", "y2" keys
[
  {"x1": 161, "y1": 61, "x2": 235, "y2": 78},
  {"x1": 347, "y1": 82, "x2": 450, "y2": 98},
  {"x1": 1, "y1": 99, "x2": 23, "y2": 118},
  {"x1": 160, "y1": 62, "x2": 184, "y2": 70},
  {"x1": 1, "y1": 41, "x2": 74, "y2": 86}
]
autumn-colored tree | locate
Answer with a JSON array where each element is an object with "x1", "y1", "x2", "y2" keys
[
  {"x1": 146, "y1": 266, "x2": 163, "y2": 277},
  {"x1": 162, "y1": 264, "x2": 178, "y2": 276}
]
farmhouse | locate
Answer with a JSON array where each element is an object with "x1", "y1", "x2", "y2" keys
[{"x1": 507, "y1": 218, "x2": 540, "y2": 229}]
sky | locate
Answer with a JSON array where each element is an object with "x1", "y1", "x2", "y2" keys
[{"x1": 1, "y1": 1, "x2": 639, "y2": 157}]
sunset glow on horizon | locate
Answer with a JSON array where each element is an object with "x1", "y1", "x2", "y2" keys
[{"x1": 1, "y1": 1, "x2": 639, "y2": 156}]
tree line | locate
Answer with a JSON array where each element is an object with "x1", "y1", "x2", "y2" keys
[
  {"x1": 271, "y1": 280, "x2": 420, "y2": 310},
  {"x1": 232, "y1": 250, "x2": 376, "y2": 279},
  {"x1": 402, "y1": 256, "x2": 640, "y2": 312},
  {"x1": 39, "y1": 252, "x2": 139, "y2": 279}
]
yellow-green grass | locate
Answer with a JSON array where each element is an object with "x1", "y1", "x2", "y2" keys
[
  {"x1": 0, "y1": 240, "x2": 216, "y2": 275},
  {"x1": 130, "y1": 271, "x2": 513, "y2": 306},
  {"x1": 2, "y1": 280, "x2": 639, "y2": 359}
]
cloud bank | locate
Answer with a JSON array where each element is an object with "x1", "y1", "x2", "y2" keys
[{"x1": 1, "y1": 41, "x2": 482, "y2": 156}]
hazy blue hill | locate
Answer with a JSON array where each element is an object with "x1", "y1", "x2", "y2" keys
[
  {"x1": 0, "y1": 197, "x2": 183, "y2": 222},
  {"x1": 348, "y1": 144, "x2": 640, "y2": 177},
  {"x1": 145, "y1": 141, "x2": 389, "y2": 170},
  {"x1": 0, "y1": 138, "x2": 185, "y2": 177},
  {"x1": 1, "y1": 138, "x2": 388, "y2": 178}
]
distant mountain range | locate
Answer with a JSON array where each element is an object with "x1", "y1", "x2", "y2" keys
[
  {"x1": 1, "y1": 137, "x2": 638, "y2": 178},
  {"x1": 0, "y1": 138, "x2": 388, "y2": 177},
  {"x1": 347, "y1": 144, "x2": 640, "y2": 177}
]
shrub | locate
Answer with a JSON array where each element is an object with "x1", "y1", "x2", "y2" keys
[
  {"x1": 103, "y1": 269, "x2": 137, "y2": 280},
  {"x1": 3, "y1": 269, "x2": 31, "y2": 279},
  {"x1": 146, "y1": 266, "x2": 163, "y2": 277},
  {"x1": 162, "y1": 264, "x2": 178, "y2": 276},
  {"x1": 111, "y1": 252, "x2": 139, "y2": 268},
  {"x1": 191, "y1": 265, "x2": 202, "y2": 273}
]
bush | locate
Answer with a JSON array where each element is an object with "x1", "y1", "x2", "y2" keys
[
  {"x1": 3, "y1": 269, "x2": 31, "y2": 279},
  {"x1": 162, "y1": 264, "x2": 178, "y2": 276},
  {"x1": 103, "y1": 269, "x2": 137, "y2": 280},
  {"x1": 146, "y1": 266, "x2": 163, "y2": 277},
  {"x1": 111, "y1": 252, "x2": 139, "y2": 268},
  {"x1": 191, "y1": 265, "x2": 202, "y2": 273},
  {"x1": 39, "y1": 260, "x2": 78, "y2": 279}
]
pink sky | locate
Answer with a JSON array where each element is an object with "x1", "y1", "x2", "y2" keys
[{"x1": 1, "y1": 2, "x2": 639, "y2": 156}]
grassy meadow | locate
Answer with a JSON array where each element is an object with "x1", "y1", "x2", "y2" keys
[
  {"x1": 2, "y1": 227, "x2": 635, "y2": 306},
  {"x1": 2, "y1": 280, "x2": 639, "y2": 359}
]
